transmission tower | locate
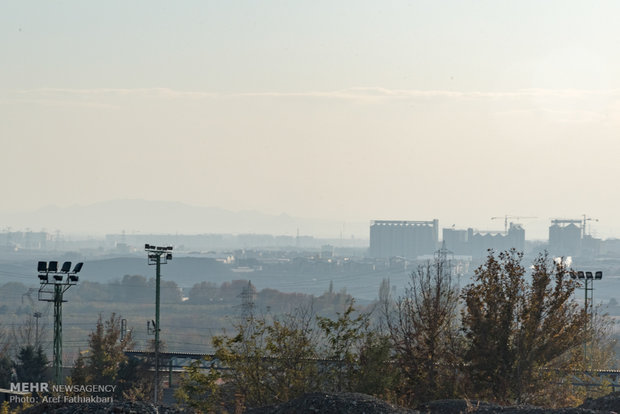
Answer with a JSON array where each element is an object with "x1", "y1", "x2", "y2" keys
[{"x1": 239, "y1": 280, "x2": 256, "y2": 320}]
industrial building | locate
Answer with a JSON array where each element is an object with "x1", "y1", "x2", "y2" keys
[
  {"x1": 442, "y1": 223, "x2": 525, "y2": 258},
  {"x1": 548, "y1": 219, "x2": 582, "y2": 257},
  {"x1": 442, "y1": 228, "x2": 469, "y2": 255},
  {"x1": 369, "y1": 219, "x2": 439, "y2": 259},
  {"x1": 468, "y1": 223, "x2": 525, "y2": 257},
  {"x1": 2, "y1": 231, "x2": 49, "y2": 250},
  {"x1": 548, "y1": 218, "x2": 601, "y2": 257}
]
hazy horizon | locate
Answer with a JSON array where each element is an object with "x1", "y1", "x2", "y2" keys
[
  {"x1": 3, "y1": 2, "x2": 620, "y2": 240},
  {"x1": 0, "y1": 198, "x2": 609, "y2": 241}
]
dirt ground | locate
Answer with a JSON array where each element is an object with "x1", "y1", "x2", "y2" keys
[{"x1": 18, "y1": 391, "x2": 620, "y2": 414}]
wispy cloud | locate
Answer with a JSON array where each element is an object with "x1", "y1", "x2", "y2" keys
[
  {"x1": 19, "y1": 87, "x2": 219, "y2": 99},
  {"x1": 235, "y1": 87, "x2": 620, "y2": 100},
  {"x1": 9, "y1": 87, "x2": 620, "y2": 126},
  {"x1": 2, "y1": 97, "x2": 120, "y2": 110},
  {"x1": 17, "y1": 86, "x2": 620, "y2": 101}
]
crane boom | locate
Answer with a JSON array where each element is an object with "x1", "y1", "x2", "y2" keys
[
  {"x1": 491, "y1": 215, "x2": 537, "y2": 233},
  {"x1": 582, "y1": 214, "x2": 599, "y2": 238}
]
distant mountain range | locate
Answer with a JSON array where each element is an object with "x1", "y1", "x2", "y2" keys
[{"x1": 0, "y1": 199, "x2": 368, "y2": 239}]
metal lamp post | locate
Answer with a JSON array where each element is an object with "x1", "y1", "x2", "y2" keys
[{"x1": 145, "y1": 244, "x2": 172, "y2": 405}]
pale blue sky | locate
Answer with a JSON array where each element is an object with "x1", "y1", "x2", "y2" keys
[
  {"x1": 2, "y1": 1, "x2": 620, "y2": 238},
  {"x1": 4, "y1": 1, "x2": 620, "y2": 91}
]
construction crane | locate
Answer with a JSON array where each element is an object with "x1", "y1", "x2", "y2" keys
[
  {"x1": 551, "y1": 216, "x2": 599, "y2": 239},
  {"x1": 491, "y1": 215, "x2": 537, "y2": 233},
  {"x1": 551, "y1": 218, "x2": 581, "y2": 225},
  {"x1": 582, "y1": 214, "x2": 599, "y2": 238}
]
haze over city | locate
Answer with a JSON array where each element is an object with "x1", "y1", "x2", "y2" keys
[
  {"x1": 5, "y1": 5, "x2": 620, "y2": 411},
  {"x1": 3, "y1": 2, "x2": 620, "y2": 240}
]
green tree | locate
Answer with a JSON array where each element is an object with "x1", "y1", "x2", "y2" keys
[
  {"x1": 177, "y1": 299, "x2": 400, "y2": 411},
  {"x1": 462, "y1": 250, "x2": 587, "y2": 404},
  {"x1": 317, "y1": 299, "x2": 369, "y2": 392},
  {"x1": 211, "y1": 316, "x2": 270, "y2": 410},
  {"x1": 178, "y1": 305, "x2": 319, "y2": 411},
  {"x1": 119, "y1": 275, "x2": 150, "y2": 303},
  {"x1": 263, "y1": 309, "x2": 318, "y2": 401},
  {"x1": 188, "y1": 281, "x2": 218, "y2": 304},
  {"x1": 117, "y1": 349, "x2": 156, "y2": 401},
  {"x1": 0, "y1": 354, "x2": 13, "y2": 389},
  {"x1": 175, "y1": 358, "x2": 222, "y2": 413},
  {"x1": 158, "y1": 280, "x2": 183, "y2": 304},
  {"x1": 15, "y1": 344, "x2": 48, "y2": 383},
  {"x1": 354, "y1": 332, "x2": 399, "y2": 400},
  {"x1": 537, "y1": 304, "x2": 618, "y2": 408},
  {"x1": 71, "y1": 313, "x2": 134, "y2": 397},
  {"x1": 74, "y1": 281, "x2": 110, "y2": 302}
]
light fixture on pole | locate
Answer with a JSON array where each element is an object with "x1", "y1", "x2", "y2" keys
[
  {"x1": 571, "y1": 269, "x2": 603, "y2": 372},
  {"x1": 37, "y1": 260, "x2": 83, "y2": 384},
  {"x1": 144, "y1": 244, "x2": 172, "y2": 405}
]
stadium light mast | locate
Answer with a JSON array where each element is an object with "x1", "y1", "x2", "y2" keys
[
  {"x1": 145, "y1": 244, "x2": 173, "y2": 405},
  {"x1": 571, "y1": 270, "x2": 603, "y2": 371},
  {"x1": 37, "y1": 261, "x2": 83, "y2": 384}
]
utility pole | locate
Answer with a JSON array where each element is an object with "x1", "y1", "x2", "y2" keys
[
  {"x1": 37, "y1": 261, "x2": 82, "y2": 384},
  {"x1": 33, "y1": 311, "x2": 42, "y2": 346},
  {"x1": 22, "y1": 288, "x2": 42, "y2": 346},
  {"x1": 145, "y1": 244, "x2": 173, "y2": 406},
  {"x1": 120, "y1": 318, "x2": 128, "y2": 342}
]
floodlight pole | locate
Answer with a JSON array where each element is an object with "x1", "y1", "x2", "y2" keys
[
  {"x1": 145, "y1": 245, "x2": 172, "y2": 406},
  {"x1": 584, "y1": 277, "x2": 592, "y2": 326},
  {"x1": 53, "y1": 283, "x2": 63, "y2": 383},
  {"x1": 155, "y1": 253, "x2": 161, "y2": 405},
  {"x1": 573, "y1": 270, "x2": 602, "y2": 376},
  {"x1": 37, "y1": 261, "x2": 82, "y2": 385}
]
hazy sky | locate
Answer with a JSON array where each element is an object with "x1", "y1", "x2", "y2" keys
[{"x1": 2, "y1": 1, "x2": 620, "y2": 239}]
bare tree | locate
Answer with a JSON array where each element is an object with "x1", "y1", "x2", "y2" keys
[
  {"x1": 383, "y1": 252, "x2": 462, "y2": 404},
  {"x1": 12, "y1": 311, "x2": 48, "y2": 352}
]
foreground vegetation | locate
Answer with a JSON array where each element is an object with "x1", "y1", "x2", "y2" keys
[
  {"x1": 0, "y1": 250, "x2": 616, "y2": 413},
  {"x1": 176, "y1": 250, "x2": 616, "y2": 412}
]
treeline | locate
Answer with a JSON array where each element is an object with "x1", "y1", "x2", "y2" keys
[
  {"x1": 0, "y1": 276, "x2": 352, "y2": 316},
  {"x1": 72, "y1": 276, "x2": 351, "y2": 313},
  {"x1": 0, "y1": 276, "x2": 358, "y2": 373},
  {"x1": 176, "y1": 250, "x2": 616, "y2": 412}
]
